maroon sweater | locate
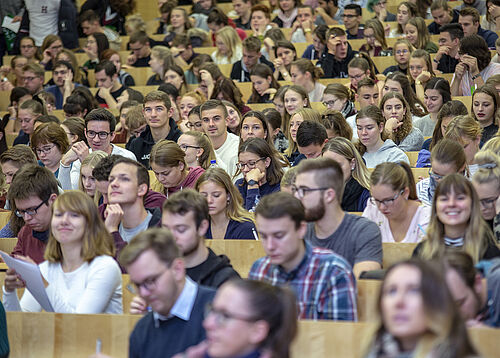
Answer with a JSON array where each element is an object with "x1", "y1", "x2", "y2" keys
[{"x1": 12, "y1": 226, "x2": 48, "y2": 264}]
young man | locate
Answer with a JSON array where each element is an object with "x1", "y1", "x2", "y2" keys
[
  {"x1": 345, "y1": 78, "x2": 380, "y2": 138},
  {"x1": 22, "y1": 63, "x2": 45, "y2": 96},
  {"x1": 321, "y1": 27, "x2": 356, "y2": 78},
  {"x1": 127, "y1": 31, "x2": 152, "y2": 67},
  {"x1": 7, "y1": 165, "x2": 59, "y2": 264},
  {"x1": 295, "y1": 157, "x2": 382, "y2": 278},
  {"x1": 170, "y1": 34, "x2": 199, "y2": 67},
  {"x1": 94, "y1": 60, "x2": 127, "y2": 109},
  {"x1": 428, "y1": 0, "x2": 460, "y2": 35},
  {"x1": 432, "y1": 23, "x2": 463, "y2": 73},
  {"x1": 44, "y1": 60, "x2": 81, "y2": 110},
  {"x1": 315, "y1": 0, "x2": 342, "y2": 25},
  {"x1": 343, "y1": 4, "x2": 364, "y2": 39},
  {"x1": 105, "y1": 158, "x2": 162, "y2": 256},
  {"x1": 230, "y1": 36, "x2": 274, "y2": 82},
  {"x1": 296, "y1": 121, "x2": 328, "y2": 159},
  {"x1": 129, "y1": 91, "x2": 182, "y2": 168},
  {"x1": 200, "y1": 99, "x2": 240, "y2": 176},
  {"x1": 458, "y1": 7, "x2": 498, "y2": 48},
  {"x1": 232, "y1": 0, "x2": 252, "y2": 29},
  {"x1": 60, "y1": 108, "x2": 137, "y2": 190},
  {"x1": 79, "y1": 9, "x2": 121, "y2": 50},
  {"x1": 290, "y1": 5, "x2": 317, "y2": 43},
  {"x1": 249, "y1": 191, "x2": 357, "y2": 321}
]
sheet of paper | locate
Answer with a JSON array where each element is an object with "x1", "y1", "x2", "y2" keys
[
  {"x1": 2, "y1": 17, "x2": 20, "y2": 33},
  {"x1": 0, "y1": 251, "x2": 54, "y2": 312}
]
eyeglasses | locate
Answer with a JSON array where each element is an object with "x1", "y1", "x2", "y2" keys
[
  {"x1": 236, "y1": 157, "x2": 266, "y2": 170},
  {"x1": 342, "y1": 14, "x2": 358, "y2": 18},
  {"x1": 49, "y1": 45, "x2": 63, "y2": 51},
  {"x1": 133, "y1": 268, "x2": 168, "y2": 292},
  {"x1": 428, "y1": 170, "x2": 444, "y2": 182},
  {"x1": 15, "y1": 198, "x2": 49, "y2": 218},
  {"x1": 370, "y1": 189, "x2": 404, "y2": 207},
  {"x1": 322, "y1": 99, "x2": 339, "y2": 107},
  {"x1": 204, "y1": 303, "x2": 256, "y2": 326},
  {"x1": 186, "y1": 121, "x2": 203, "y2": 129},
  {"x1": 291, "y1": 185, "x2": 329, "y2": 198},
  {"x1": 480, "y1": 196, "x2": 499, "y2": 209},
  {"x1": 86, "y1": 130, "x2": 112, "y2": 139},
  {"x1": 349, "y1": 73, "x2": 365, "y2": 81},
  {"x1": 35, "y1": 144, "x2": 56, "y2": 155},
  {"x1": 179, "y1": 144, "x2": 201, "y2": 151}
]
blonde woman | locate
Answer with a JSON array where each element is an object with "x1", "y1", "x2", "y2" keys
[
  {"x1": 359, "y1": 18, "x2": 392, "y2": 57},
  {"x1": 388, "y1": 2, "x2": 417, "y2": 38},
  {"x1": 79, "y1": 150, "x2": 108, "y2": 205},
  {"x1": 285, "y1": 108, "x2": 320, "y2": 166},
  {"x1": 405, "y1": 17, "x2": 438, "y2": 53},
  {"x1": 146, "y1": 46, "x2": 175, "y2": 85},
  {"x1": 177, "y1": 131, "x2": 218, "y2": 170},
  {"x1": 322, "y1": 83, "x2": 357, "y2": 119},
  {"x1": 472, "y1": 150, "x2": 500, "y2": 230},
  {"x1": 211, "y1": 27, "x2": 243, "y2": 65}
]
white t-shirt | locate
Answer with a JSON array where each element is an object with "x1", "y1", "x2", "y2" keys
[
  {"x1": 3, "y1": 255, "x2": 122, "y2": 314},
  {"x1": 25, "y1": 0, "x2": 61, "y2": 46},
  {"x1": 215, "y1": 132, "x2": 240, "y2": 177}
]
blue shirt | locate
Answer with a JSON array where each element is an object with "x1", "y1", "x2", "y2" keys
[{"x1": 44, "y1": 83, "x2": 82, "y2": 109}]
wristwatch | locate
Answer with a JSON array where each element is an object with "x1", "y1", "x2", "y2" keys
[{"x1": 247, "y1": 179, "x2": 258, "y2": 186}]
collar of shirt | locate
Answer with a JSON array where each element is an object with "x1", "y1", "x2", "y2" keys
[
  {"x1": 153, "y1": 276, "x2": 198, "y2": 327},
  {"x1": 276, "y1": 241, "x2": 312, "y2": 280}
]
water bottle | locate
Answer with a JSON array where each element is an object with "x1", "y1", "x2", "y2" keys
[{"x1": 209, "y1": 159, "x2": 219, "y2": 168}]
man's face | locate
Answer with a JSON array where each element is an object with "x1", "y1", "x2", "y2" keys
[
  {"x1": 108, "y1": 162, "x2": 143, "y2": 205},
  {"x1": 342, "y1": 9, "x2": 360, "y2": 30},
  {"x1": 297, "y1": 8, "x2": 313, "y2": 23},
  {"x1": 176, "y1": 45, "x2": 192, "y2": 62},
  {"x1": 298, "y1": 143, "x2": 324, "y2": 159},
  {"x1": 143, "y1": 100, "x2": 171, "y2": 129},
  {"x1": 201, "y1": 107, "x2": 228, "y2": 139},
  {"x1": 85, "y1": 120, "x2": 114, "y2": 152},
  {"x1": 242, "y1": 48, "x2": 260, "y2": 70},
  {"x1": 445, "y1": 269, "x2": 482, "y2": 321},
  {"x1": 162, "y1": 210, "x2": 207, "y2": 256},
  {"x1": 256, "y1": 214, "x2": 306, "y2": 272},
  {"x1": 129, "y1": 41, "x2": 150, "y2": 59},
  {"x1": 431, "y1": 7, "x2": 452, "y2": 26},
  {"x1": 15, "y1": 194, "x2": 55, "y2": 232},
  {"x1": 458, "y1": 15, "x2": 478, "y2": 36},
  {"x1": 438, "y1": 31, "x2": 456, "y2": 49},
  {"x1": 232, "y1": 0, "x2": 251, "y2": 16},
  {"x1": 20, "y1": 39, "x2": 37, "y2": 59},
  {"x1": 329, "y1": 35, "x2": 348, "y2": 60},
  {"x1": 294, "y1": 172, "x2": 327, "y2": 221},
  {"x1": 81, "y1": 20, "x2": 99, "y2": 36},
  {"x1": 23, "y1": 70, "x2": 44, "y2": 95},
  {"x1": 127, "y1": 249, "x2": 183, "y2": 316},
  {"x1": 95, "y1": 69, "x2": 114, "y2": 89},
  {"x1": 53, "y1": 65, "x2": 70, "y2": 87},
  {"x1": 357, "y1": 85, "x2": 380, "y2": 108}
]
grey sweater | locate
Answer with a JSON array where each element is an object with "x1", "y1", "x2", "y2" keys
[
  {"x1": 396, "y1": 127, "x2": 425, "y2": 151},
  {"x1": 363, "y1": 139, "x2": 410, "y2": 168},
  {"x1": 414, "y1": 115, "x2": 436, "y2": 137}
]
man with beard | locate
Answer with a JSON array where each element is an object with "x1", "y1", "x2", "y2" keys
[{"x1": 295, "y1": 157, "x2": 382, "y2": 278}]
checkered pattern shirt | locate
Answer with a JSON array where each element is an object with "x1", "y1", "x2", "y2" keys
[{"x1": 248, "y1": 242, "x2": 357, "y2": 321}]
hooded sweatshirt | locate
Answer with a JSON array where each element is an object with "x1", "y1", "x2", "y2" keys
[
  {"x1": 363, "y1": 139, "x2": 410, "y2": 169},
  {"x1": 321, "y1": 47, "x2": 357, "y2": 79},
  {"x1": 186, "y1": 248, "x2": 240, "y2": 288}
]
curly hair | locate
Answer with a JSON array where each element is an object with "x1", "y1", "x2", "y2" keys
[{"x1": 380, "y1": 91, "x2": 413, "y2": 144}]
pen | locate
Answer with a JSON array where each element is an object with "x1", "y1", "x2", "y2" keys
[
  {"x1": 126, "y1": 284, "x2": 152, "y2": 312},
  {"x1": 252, "y1": 228, "x2": 259, "y2": 240}
]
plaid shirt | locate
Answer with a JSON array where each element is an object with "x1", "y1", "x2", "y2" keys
[{"x1": 248, "y1": 242, "x2": 357, "y2": 321}]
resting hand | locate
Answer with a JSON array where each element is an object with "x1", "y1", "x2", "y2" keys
[
  {"x1": 72, "y1": 141, "x2": 90, "y2": 162},
  {"x1": 130, "y1": 296, "x2": 148, "y2": 315},
  {"x1": 4, "y1": 268, "x2": 25, "y2": 292},
  {"x1": 104, "y1": 204, "x2": 124, "y2": 233},
  {"x1": 416, "y1": 71, "x2": 431, "y2": 83},
  {"x1": 246, "y1": 168, "x2": 266, "y2": 184}
]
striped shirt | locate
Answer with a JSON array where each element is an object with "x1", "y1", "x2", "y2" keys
[{"x1": 248, "y1": 242, "x2": 357, "y2": 321}]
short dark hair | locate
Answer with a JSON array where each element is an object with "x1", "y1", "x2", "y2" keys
[
  {"x1": 163, "y1": 189, "x2": 209, "y2": 229},
  {"x1": 255, "y1": 192, "x2": 305, "y2": 229},
  {"x1": 171, "y1": 33, "x2": 191, "y2": 48},
  {"x1": 262, "y1": 108, "x2": 282, "y2": 132},
  {"x1": 243, "y1": 36, "x2": 262, "y2": 52},
  {"x1": 112, "y1": 157, "x2": 150, "y2": 191},
  {"x1": 200, "y1": 99, "x2": 228, "y2": 118},
  {"x1": 79, "y1": 9, "x2": 100, "y2": 24},
  {"x1": 296, "y1": 157, "x2": 345, "y2": 199},
  {"x1": 92, "y1": 154, "x2": 123, "y2": 181},
  {"x1": 9, "y1": 87, "x2": 31, "y2": 104},
  {"x1": 85, "y1": 108, "x2": 116, "y2": 132},
  {"x1": 439, "y1": 23, "x2": 464, "y2": 41},
  {"x1": 7, "y1": 164, "x2": 58, "y2": 202},
  {"x1": 53, "y1": 60, "x2": 74, "y2": 75},
  {"x1": 129, "y1": 30, "x2": 149, "y2": 45},
  {"x1": 357, "y1": 77, "x2": 377, "y2": 92},
  {"x1": 344, "y1": 4, "x2": 362, "y2": 16},
  {"x1": 189, "y1": 105, "x2": 201, "y2": 118},
  {"x1": 207, "y1": 8, "x2": 228, "y2": 25},
  {"x1": 157, "y1": 83, "x2": 179, "y2": 99},
  {"x1": 95, "y1": 60, "x2": 117, "y2": 78},
  {"x1": 296, "y1": 120, "x2": 328, "y2": 147}
]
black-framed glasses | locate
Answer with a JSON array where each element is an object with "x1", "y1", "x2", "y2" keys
[
  {"x1": 15, "y1": 198, "x2": 49, "y2": 218},
  {"x1": 133, "y1": 268, "x2": 168, "y2": 292},
  {"x1": 35, "y1": 144, "x2": 56, "y2": 155},
  {"x1": 179, "y1": 144, "x2": 201, "y2": 151},
  {"x1": 204, "y1": 303, "x2": 257, "y2": 326},
  {"x1": 236, "y1": 157, "x2": 266, "y2": 170},
  {"x1": 186, "y1": 121, "x2": 203, "y2": 129},
  {"x1": 291, "y1": 185, "x2": 329, "y2": 199},
  {"x1": 370, "y1": 189, "x2": 404, "y2": 207},
  {"x1": 86, "y1": 130, "x2": 112, "y2": 139}
]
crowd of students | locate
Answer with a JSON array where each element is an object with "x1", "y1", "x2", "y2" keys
[{"x1": 0, "y1": 0, "x2": 499, "y2": 357}]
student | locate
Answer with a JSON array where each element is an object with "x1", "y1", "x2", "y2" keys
[
  {"x1": 322, "y1": 137, "x2": 371, "y2": 212},
  {"x1": 146, "y1": 46, "x2": 175, "y2": 85},
  {"x1": 483, "y1": 0, "x2": 500, "y2": 31},
  {"x1": 315, "y1": 0, "x2": 342, "y2": 25},
  {"x1": 22, "y1": 63, "x2": 45, "y2": 96},
  {"x1": 149, "y1": 140, "x2": 205, "y2": 198},
  {"x1": 286, "y1": 108, "x2": 319, "y2": 166},
  {"x1": 206, "y1": 8, "x2": 247, "y2": 46},
  {"x1": 19, "y1": 36, "x2": 40, "y2": 63},
  {"x1": 432, "y1": 23, "x2": 463, "y2": 74},
  {"x1": 31, "y1": 123, "x2": 70, "y2": 180},
  {"x1": 272, "y1": 40, "x2": 297, "y2": 81},
  {"x1": 362, "y1": 258, "x2": 479, "y2": 357},
  {"x1": 179, "y1": 92, "x2": 205, "y2": 123},
  {"x1": 250, "y1": 4, "x2": 273, "y2": 41},
  {"x1": 262, "y1": 107, "x2": 289, "y2": 154},
  {"x1": 445, "y1": 115, "x2": 482, "y2": 177},
  {"x1": 94, "y1": 61, "x2": 127, "y2": 110},
  {"x1": 272, "y1": 0, "x2": 299, "y2": 28},
  {"x1": 356, "y1": 105, "x2": 410, "y2": 168},
  {"x1": 13, "y1": 99, "x2": 45, "y2": 146},
  {"x1": 44, "y1": 61, "x2": 81, "y2": 110},
  {"x1": 39, "y1": 35, "x2": 64, "y2": 71},
  {"x1": 195, "y1": 168, "x2": 256, "y2": 240},
  {"x1": 290, "y1": 58, "x2": 325, "y2": 103},
  {"x1": 290, "y1": 5, "x2": 317, "y2": 43},
  {"x1": 427, "y1": 0, "x2": 460, "y2": 35},
  {"x1": 414, "y1": 173, "x2": 500, "y2": 262},
  {"x1": 473, "y1": 149, "x2": 500, "y2": 229},
  {"x1": 471, "y1": 84, "x2": 500, "y2": 147},
  {"x1": 177, "y1": 131, "x2": 217, "y2": 170},
  {"x1": 380, "y1": 92, "x2": 425, "y2": 151},
  {"x1": 321, "y1": 110, "x2": 354, "y2": 140},
  {"x1": 164, "y1": 65, "x2": 188, "y2": 97},
  {"x1": 82, "y1": 33, "x2": 109, "y2": 71},
  {"x1": 61, "y1": 117, "x2": 86, "y2": 146},
  {"x1": 405, "y1": 17, "x2": 439, "y2": 53},
  {"x1": 301, "y1": 25, "x2": 328, "y2": 61},
  {"x1": 343, "y1": 4, "x2": 364, "y2": 39},
  {"x1": 2, "y1": 87, "x2": 32, "y2": 136},
  {"x1": 321, "y1": 27, "x2": 356, "y2": 79},
  {"x1": 170, "y1": 34, "x2": 200, "y2": 68},
  {"x1": 296, "y1": 120, "x2": 329, "y2": 159},
  {"x1": 230, "y1": 36, "x2": 274, "y2": 83},
  {"x1": 359, "y1": 18, "x2": 392, "y2": 57},
  {"x1": 322, "y1": 83, "x2": 357, "y2": 119},
  {"x1": 56, "y1": 49, "x2": 90, "y2": 87},
  {"x1": 408, "y1": 49, "x2": 436, "y2": 101},
  {"x1": 459, "y1": 7, "x2": 498, "y2": 48},
  {"x1": 248, "y1": 64, "x2": 281, "y2": 104},
  {"x1": 235, "y1": 138, "x2": 284, "y2": 212},
  {"x1": 211, "y1": 27, "x2": 243, "y2": 65},
  {"x1": 381, "y1": 72, "x2": 427, "y2": 119},
  {"x1": 232, "y1": 0, "x2": 253, "y2": 29},
  {"x1": 415, "y1": 77, "x2": 452, "y2": 137},
  {"x1": 0, "y1": 56, "x2": 27, "y2": 91},
  {"x1": 239, "y1": 111, "x2": 273, "y2": 146},
  {"x1": 3, "y1": 191, "x2": 122, "y2": 313},
  {"x1": 79, "y1": 9, "x2": 122, "y2": 49},
  {"x1": 79, "y1": 150, "x2": 107, "y2": 205},
  {"x1": 363, "y1": 162, "x2": 431, "y2": 243},
  {"x1": 389, "y1": 2, "x2": 418, "y2": 38},
  {"x1": 347, "y1": 55, "x2": 378, "y2": 94},
  {"x1": 295, "y1": 157, "x2": 383, "y2": 278},
  {"x1": 163, "y1": 7, "x2": 194, "y2": 45},
  {"x1": 383, "y1": 39, "x2": 414, "y2": 76},
  {"x1": 368, "y1": 0, "x2": 396, "y2": 22},
  {"x1": 249, "y1": 191, "x2": 357, "y2": 320},
  {"x1": 346, "y1": 78, "x2": 380, "y2": 138}
]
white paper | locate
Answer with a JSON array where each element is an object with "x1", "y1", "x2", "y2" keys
[
  {"x1": 0, "y1": 251, "x2": 54, "y2": 312},
  {"x1": 2, "y1": 17, "x2": 20, "y2": 33}
]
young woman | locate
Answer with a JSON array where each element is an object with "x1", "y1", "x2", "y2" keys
[
  {"x1": 223, "y1": 100, "x2": 243, "y2": 136},
  {"x1": 250, "y1": 4, "x2": 273, "y2": 41},
  {"x1": 364, "y1": 162, "x2": 431, "y2": 243},
  {"x1": 404, "y1": 17, "x2": 438, "y2": 53},
  {"x1": 471, "y1": 84, "x2": 499, "y2": 147},
  {"x1": 482, "y1": 0, "x2": 500, "y2": 31},
  {"x1": 359, "y1": 18, "x2": 392, "y2": 58},
  {"x1": 3, "y1": 191, "x2": 122, "y2": 313},
  {"x1": 445, "y1": 115, "x2": 482, "y2": 177},
  {"x1": 283, "y1": 85, "x2": 311, "y2": 135},
  {"x1": 472, "y1": 150, "x2": 500, "y2": 229},
  {"x1": 382, "y1": 39, "x2": 414, "y2": 76},
  {"x1": 101, "y1": 49, "x2": 135, "y2": 87},
  {"x1": 272, "y1": 0, "x2": 299, "y2": 28},
  {"x1": 19, "y1": 36, "x2": 40, "y2": 63},
  {"x1": 290, "y1": 58, "x2": 325, "y2": 102},
  {"x1": 320, "y1": 110, "x2": 353, "y2": 140},
  {"x1": 39, "y1": 35, "x2": 64, "y2": 71},
  {"x1": 273, "y1": 40, "x2": 297, "y2": 81},
  {"x1": 248, "y1": 63, "x2": 281, "y2": 104},
  {"x1": 380, "y1": 92, "x2": 425, "y2": 151},
  {"x1": 195, "y1": 168, "x2": 257, "y2": 240},
  {"x1": 322, "y1": 83, "x2": 357, "y2": 119},
  {"x1": 0, "y1": 56, "x2": 27, "y2": 91},
  {"x1": 389, "y1": 2, "x2": 417, "y2": 38},
  {"x1": 179, "y1": 92, "x2": 205, "y2": 122},
  {"x1": 163, "y1": 7, "x2": 193, "y2": 45},
  {"x1": 322, "y1": 137, "x2": 371, "y2": 212},
  {"x1": 79, "y1": 150, "x2": 107, "y2": 205},
  {"x1": 262, "y1": 29, "x2": 287, "y2": 63},
  {"x1": 286, "y1": 108, "x2": 320, "y2": 166},
  {"x1": 363, "y1": 259, "x2": 478, "y2": 357},
  {"x1": 239, "y1": 111, "x2": 272, "y2": 146},
  {"x1": 414, "y1": 77, "x2": 452, "y2": 137},
  {"x1": 186, "y1": 105, "x2": 204, "y2": 133},
  {"x1": 381, "y1": 72, "x2": 427, "y2": 119},
  {"x1": 408, "y1": 49, "x2": 436, "y2": 101},
  {"x1": 369, "y1": 0, "x2": 397, "y2": 22},
  {"x1": 147, "y1": 46, "x2": 174, "y2": 85},
  {"x1": 177, "y1": 131, "x2": 217, "y2": 170},
  {"x1": 356, "y1": 105, "x2": 410, "y2": 168},
  {"x1": 347, "y1": 55, "x2": 379, "y2": 93},
  {"x1": 273, "y1": 85, "x2": 289, "y2": 120},
  {"x1": 414, "y1": 173, "x2": 500, "y2": 262},
  {"x1": 263, "y1": 107, "x2": 289, "y2": 154},
  {"x1": 150, "y1": 139, "x2": 205, "y2": 198},
  {"x1": 164, "y1": 64, "x2": 188, "y2": 96},
  {"x1": 15, "y1": 99, "x2": 46, "y2": 146},
  {"x1": 82, "y1": 33, "x2": 109, "y2": 71},
  {"x1": 301, "y1": 25, "x2": 328, "y2": 61},
  {"x1": 212, "y1": 26, "x2": 243, "y2": 65},
  {"x1": 235, "y1": 138, "x2": 284, "y2": 212},
  {"x1": 212, "y1": 79, "x2": 250, "y2": 116},
  {"x1": 185, "y1": 54, "x2": 213, "y2": 85},
  {"x1": 55, "y1": 50, "x2": 89, "y2": 87},
  {"x1": 61, "y1": 117, "x2": 86, "y2": 146},
  {"x1": 31, "y1": 123, "x2": 70, "y2": 180}
]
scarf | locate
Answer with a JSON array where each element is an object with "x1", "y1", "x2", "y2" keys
[
  {"x1": 365, "y1": 332, "x2": 415, "y2": 358},
  {"x1": 342, "y1": 177, "x2": 366, "y2": 211},
  {"x1": 341, "y1": 100, "x2": 356, "y2": 119},
  {"x1": 444, "y1": 236, "x2": 464, "y2": 247},
  {"x1": 277, "y1": 8, "x2": 298, "y2": 28}
]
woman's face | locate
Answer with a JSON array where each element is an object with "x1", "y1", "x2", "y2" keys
[
  {"x1": 397, "y1": 4, "x2": 411, "y2": 25},
  {"x1": 284, "y1": 89, "x2": 306, "y2": 115},
  {"x1": 279, "y1": 0, "x2": 295, "y2": 12},
  {"x1": 251, "y1": 75, "x2": 271, "y2": 96},
  {"x1": 409, "y1": 57, "x2": 426, "y2": 80},
  {"x1": 273, "y1": 98, "x2": 285, "y2": 116},
  {"x1": 382, "y1": 79, "x2": 403, "y2": 96},
  {"x1": 20, "y1": 38, "x2": 37, "y2": 59},
  {"x1": 404, "y1": 24, "x2": 418, "y2": 46},
  {"x1": 290, "y1": 65, "x2": 308, "y2": 87},
  {"x1": 178, "y1": 134, "x2": 202, "y2": 167},
  {"x1": 238, "y1": 151, "x2": 268, "y2": 179},
  {"x1": 357, "y1": 116, "x2": 383, "y2": 148},
  {"x1": 109, "y1": 54, "x2": 122, "y2": 73},
  {"x1": 225, "y1": 105, "x2": 241, "y2": 131},
  {"x1": 86, "y1": 36, "x2": 97, "y2": 55},
  {"x1": 151, "y1": 162, "x2": 184, "y2": 189},
  {"x1": 187, "y1": 113, "x2": 204, "y2": 132},
  {"x1": 472, "y1": 180, "x2": 499, "y2": 221},
  {"x1": 35, "y1": 142, "x2": 62, "y2": 169},
  {"x1": 198, "y1": 180, "x2": 229, "y2": 217},
  {"x1": 381, "y1": 265, "x2": 427, "y2": 351},
  {"x1": 383, "y1": 97, "x2": 406, "y2": 123},
  {"x1": 241, "y1": 117, "x2": 267, "y2": 141},
  {"x1": 51, "y1": 207, "x2": 86, "y2": 245},
  {"x1": 276, "y1": 47, "x2": 295, "y2": 66},
  {"x1": 179, "y1": 95, "x2": 198, "y2": 121},
  {"x1": 289, "y1": 113, "x2": 304, "y2": 142},
  {"x1": 364, "y1": 27, "x2": 376, "y2": 47},
  {"x1": 462, "y1": 136, "x2": 480, "y2": 164},
  {"x1": 149, "y1": 54, "x2": 164, "y2": 75},
  {"x1": 370, "y1": 184, "x2": 407, "y2": 219},
  {"x1": 164, "y1": 69, "x2": 184, "y2": 90},
  {"x1": 322, "y1": 151, "x2": 353, "y2": 182},
  {"x1": 216, "y1": 37, "x2": 229, "y2": 56},
  {"x1": 61, "y1": 124, "x2": 78, "y2": 145},
  {"x1": 348, "y1": 66, "x2": 368, "y2": 91},
  {"x1": 80, "y1": 165, "x2": 97, "y2": 197},
  {"x1": 13, "y1": 57, "x2": 28, "y2": 79},
  {"x1": 204, "y1": 284, "x2": 263, "y2": 358},
  {"x1": 440, "y1": 116, "x2": 453, "y2": 137},
  {"x1": 47, "y1": 40, "x2": 63, "y2": 58},
  {"x1": 170, "y1": 9, "x2": 186, "y2": 28},
  {"x1": 436, "y1": 188, "x2": 472, "y2": 230},
  {"x1": 394, "y1": 44, "x2": 410, "y2": 65},
  {"x1": 199, "y1": 0, "x2": 213, "y2": 10},
  {"x1": 424, "y1": 89, "x2": 443, "y2": 114},
  {"x1": 322, "y1": 93, "x2": 346, "y2": 112},
  {"x1": 473, "y1": 92, "x2": 496, "y2": 125},
  {"x1": 312, "y1": 34, "x2": 325, "y2": 53},
  {"x1": 251, "y1": 10, "x2": 270, "y2": 30}
]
